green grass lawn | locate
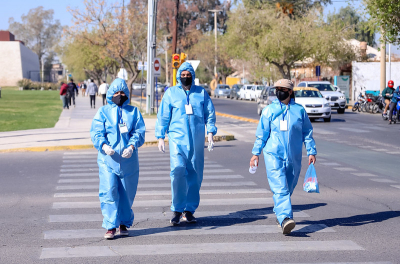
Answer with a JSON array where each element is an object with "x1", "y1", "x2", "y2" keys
[{"x1": 0, "y1": 86, "x2": 62, "y2": 132}]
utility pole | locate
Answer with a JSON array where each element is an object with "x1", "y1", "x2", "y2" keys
[
  {"x1": 389, "y1": 44, "x2": 391, "y2": 81},
  {"x1": 41, "y1": 57, "x2": 44, "y2": 83},
  {"x1": 164, "y1": 35, "x2": 170, "y2": 85},
  {"x1": 208, "y1": 10, "x2": 221, "y2": 78},
  {"x1": 171, "y1": 0, "x2": 179, "y2": 85},
  {"x1": 380, "y1": 41, "x2": 386, "y2": 92},
  {"x1": 146, "y1": 0, "x2": 158, "y2": 114}
]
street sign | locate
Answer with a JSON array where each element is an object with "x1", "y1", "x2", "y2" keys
[
  {"x1": 138, "y1": 61, "x2": 148, "y2": 71},
  {"x1": 186, "y1": 60, "x2": 200, "y2": 71},
  {"x1": 154, "y1": 57, "x2": 161, "y2": 77},
  {"x1": 315, "y1": 66, "x2": 321, "y2": 77}
]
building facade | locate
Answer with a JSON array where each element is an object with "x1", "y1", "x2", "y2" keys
[{"x1": 0, "y1": 31, "x2": 40, "y2": 86}]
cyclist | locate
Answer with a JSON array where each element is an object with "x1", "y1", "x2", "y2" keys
[
  {"x1": 382, "y1": 80, "x2": 395, "y2": 118},
  {"x1": 388, "y1": 85, "x2": 400, "y2": 125}
]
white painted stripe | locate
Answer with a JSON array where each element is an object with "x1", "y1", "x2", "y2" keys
[
  {"x1": 386, "y1": 151, "x2": 400, "y2": 155},
  {"x1": 390, "y1": 185, "x2": 400, "y2": 189},
  {"x1": 48, "y1": 210, "x2": 308, "y2": 223},
  {"x1": 40, "y1": 240, "x2": 363, "y2": 259},
  {"x1": 61, "y1": 161, "x2": 217, "y2": 167},
  {"x1": 369, "y1": 178, "x2": 397, "y2": 183},
  {"x1": 63, "y1": 156, "x2": 173, "y2": 162},
  {"x1": 60, "y1": 168, "x2": 98, "y2": 172},
  {"x1": 64, "y1": 152, "x2": 97, "y2": 155},
  {"x1": 52, "y1": 198, "x2": 272, "y2": 209},
  {"x1": 44, "y1": 224, "x2": 334, "y2": 239},
  {"x1": 374, "y1": 149, "x2": 389, "y2": 152},
  {"x1": 54, "y1": 188, "x2": 270, "y2": 198},
  {"x1": 334, "y1": 168, "x2": 357, "y2": 172},
  {"x1": 338, "y1": 127, "x2": 369, "y2": 133},
  {"x1": 320, "y1": 162, "x2": 340, "y2": 166},
  {"x1": 62, "y1": 160, "x2": 96, "y2": 164},
  {"x1": 140, "y1": 169, "x2": 233, "y2": 175},
  {"x1": 351, "y1": 172, "x2": 376, "y2": 177},
  {"x1": 60, "y1": 173, "x2": 98, "y2": 177},
  {"x1": 287, "y1": 262, "x2": 391, "y2": 264},
  {"x1": 56, "y1": 181, "x2": 257, "y2": 190}
]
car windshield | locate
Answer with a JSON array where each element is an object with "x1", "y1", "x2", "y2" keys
[
  {"x1": 247, "y1": 86, "x2": 253, "y2": 90},
  {"x1": 308, "y1": 84, "x2": 335, "y2": 92},
  {"x1": 218, "y1": 86, "x2": 229, "y2": 89},
  {"x1": 295, "y1": 90, "x2": 323, "y2": 98},
  {"x1": 257, "y1": 86, "x2": 264, "y2": 90},
  {"x1": 236, "y1": 85, "x2": 243, "y2": 89},
  {"x1": 269, "y1": 88, "x2": 276, "y2": 96}
]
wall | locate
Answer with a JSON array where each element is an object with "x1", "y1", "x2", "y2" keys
[
  {"x1": 352, "y1": 61, "x2": 400, "y2": 99},
  {"x1": 0, "y1": 42, "x2": 40, "y2": 86}
]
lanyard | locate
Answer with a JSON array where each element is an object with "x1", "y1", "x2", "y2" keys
[
  {"x1": 280, "y1": 102, "x2": 289, "y2": 121},
  {"x1": 184, "y1": 90, "x2": 190, "y2": 105},
  {"x1": 118, "y1": 107, "x2": 123, "y2": 124}
]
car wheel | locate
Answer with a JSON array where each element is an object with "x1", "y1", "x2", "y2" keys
[
  {"x1": 337, "y1": 108, "x2": 345, "y2": 114},
  {"x1": 217, "y1": 96, "x2": 219, "y2": 98},
  {"x1": 236, "y1": 96, "x2": 239, "y2": 100},
  {"x1": 213, "y1": 94, "x2": 216, "y2": 98},
  {"x1": 310, "y1": 118, "x2": 315, "y2": 122},
  {"x1": 324, "y1": 116, "x2": 331, "y2": 122},
  {"x1": 257, "y1": 107, "x2": 262, "y2": 116}
]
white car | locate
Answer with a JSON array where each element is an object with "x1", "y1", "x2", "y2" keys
[
  {"x1": 238, "y1": 85, "x2": 254, "y2": 100},
  {"x1": 294, "y1": 87, "x2": 332, "y2": 122},
  {"x1": 297, "y1": 81, "x2": 346, "y2": 114},
  {"x1": 250, "y1": 85, "x2": 265, "y2": 101}
]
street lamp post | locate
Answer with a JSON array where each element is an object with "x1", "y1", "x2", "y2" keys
[{"x1": 208, "y1": 9, "x2": 221, "y2": 78}]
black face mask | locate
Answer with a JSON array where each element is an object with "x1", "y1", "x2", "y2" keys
[
  {"x1": 181, "y1": 77, "x2": 192, "y2": 86},
  {"x1": 276, "y1": 90, "x2": 290, "y2": 101},
  {"x1": 112, "y1": 94, "x2": 128, "y2": 106}
]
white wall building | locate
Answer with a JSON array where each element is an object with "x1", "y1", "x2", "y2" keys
[
  {"x1": 0, "y1": 33, "x2": 40, "y2": 86},
  {"x1": 352, "y1": 61, "x2": 400, "y2": 99}
]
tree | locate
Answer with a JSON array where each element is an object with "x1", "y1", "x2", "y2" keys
[
  {"x1": 8, "y1": 6, "x2": 62, "y2": 69},
  {"x1": 364, "y1": 0, "x2": 400, "y2": 45},
  {"x1": 327, "y1": 6, "x2": 376, "y2": 46},
  {"x1": 67, "y1": 0, "x2": 148, "y2": 89},
  {"x1": 223, "y1": 6, "x2": 356, "y2": 79}
]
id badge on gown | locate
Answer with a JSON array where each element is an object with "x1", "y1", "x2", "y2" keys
[
  {"x1": 119, "y1": 123, "x2": 128, "y2": 134},
  {"x1": 185, "y1": 104, "x2": 193, "y2": 115},
  {"x1": 280, "y1": 120, "x2": 288, "y2": 131}
]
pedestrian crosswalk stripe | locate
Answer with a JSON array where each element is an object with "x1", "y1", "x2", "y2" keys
[
  {"x1": 58, "y1": 174, "x2": 244, "y2": 183},
  {"x1": 320, "y1": 162, "x2": 340, "y2": 166},
  {"x1": 40, "y1": 240, "x2": 364, "y2": 259},
  {"x1": 140, "y1": 169, "x2": 233, "y2": 175},
  {"x1": 351, "y1": 172, "x2": 376, "y2": 177},
  {"x1": 390, "y1": 185, "x2": 400, "y2": 189},
  {"x1": 54, "y1": 188, "x2": 270, "y2": 198},
  {"x1": 56, "y1": 181, "x2": 257, "y2": 190},
  {"x1": 61, "y1": 160, "x2": 217, "y2": 166},
  {"x1": 48, "y1": 210, "x2": 309, "y2": 223},
  {"x1": 334, "y1": 167, "x2": 357, "y2": 172},
  {"x1": 61, "y1": 168, "x2": 227, "y2": 173},
  {"x1": 60, "y1": 168, "x2": 98, "y2": 172},
  {"x1": 60, "y1": 173, "x2": 98, "y2": 177},
  {"x1": 43, "y1": 224, "x2": 335, "y2": 239},
  {"x1": 52, "y1": 197, "x2": 272, "y2": 209},
  {"x1": 369, "y1": 178, "x2": 397, "y2": 183},
  {"x1": 63, "y1": 152, "x2": 97, "y2": 155},
  {"x1": 60, "y1": 164, "x2": 223, "y2": 169}
]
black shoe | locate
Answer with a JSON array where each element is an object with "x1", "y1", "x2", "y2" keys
[
  {"x1": 281, "y1": 218, "x2": 296, "y2": 235},
  {"x1": 170, "y1": 212, "x2": 182, "y2": 226},
  {"x1": 276, "y1": 219, "x2": 280, "y2": 226},
  {"x1": 389, "y1": 121, "x2": 392, "y2": 125},
  {"x1": 182, "y1": 211, "x2": 197, "y2": 223}
]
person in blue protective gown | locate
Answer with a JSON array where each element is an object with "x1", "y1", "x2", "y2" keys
[
  {"x1": 156, "y1": 62, "x2": 217, "y2": 226},
  {"x1": 90, "y1": 78, "x2": 146, "y2": 239},
  {"x1": 249, "y1": 79, "x2": 317, "y2": 235}
]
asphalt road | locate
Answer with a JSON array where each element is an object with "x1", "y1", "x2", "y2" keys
[{"x1": 1, "y1": 96, "x2": 400, "y2": 263}]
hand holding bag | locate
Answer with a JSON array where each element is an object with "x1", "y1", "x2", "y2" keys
[{"x1": 303, "y1": 163, "x2": 319, "y2": 193}]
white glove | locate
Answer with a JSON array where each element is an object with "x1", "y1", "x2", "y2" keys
[
  {"x1": 207, "y1": 133, "x2": 214, "y2": 152},
  {"x1": 158, "y1": 138, "x2": 165, "y2": 153},
  {"x1": 102, "y1": 144, "x2": 115, "y2": 156},
  {"x1": 122, "y1": 147, "x2": 133, "y2": 158}
]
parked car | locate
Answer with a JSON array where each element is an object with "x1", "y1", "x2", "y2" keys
[
  {"x1": 293, "y1": 87, "x2": 332, "y2": 122},
  {"x1": 132, "y1": 83, "x2": 144, "y2": 90},
  {"x1": 230, "y1": 84, "x2": 243, "y2": 100},
  {"x1": 214, "y1": 84, "x2": 231, "y2": 98},
  {"x1": 155, "y1": 83, "x2": 166, "y2": 94},
  {"x1": 199, "y1": 84, "x2": 211, "y2": 96},
  {"x1": 251, "y1": 85, "x2": 265, "y2": 101},
  {"x1": 238, "y1": 85, "x2": 254, "y2": 100},
  {"x1": 257, "y1": 86, "x2": 276, "y2": 115},
  {"x1": 297, "y1": 81, "x2": 346, "y2": 113}
]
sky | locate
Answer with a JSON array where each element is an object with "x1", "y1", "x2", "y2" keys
[{"x1": 1, "y1": 0, "x2": 398, "y2": 54}]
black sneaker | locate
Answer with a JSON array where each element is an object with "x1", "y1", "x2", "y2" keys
[
  {"x1": 281, "y1": 218, "x2": 296, "y2": 235},
  {"x1": 276, "y1": 219, "x2": 280, "y2": 226},
  {"x1": 170, "y1": 212, "x2": 182, "y2": 226},
  {"x1": 182, "y1": 211, "x2": 197, "y2": 223}
]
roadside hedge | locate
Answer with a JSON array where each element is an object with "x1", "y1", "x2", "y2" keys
[{"x1": 17, "y1": 79, "x2": 60, "y2": 90}]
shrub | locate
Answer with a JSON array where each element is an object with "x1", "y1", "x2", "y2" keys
[{"x1": 17, "y1": 79, "x2": 61, "y2": 90}]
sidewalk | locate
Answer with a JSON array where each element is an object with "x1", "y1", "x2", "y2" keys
[{"x1": 0, "y1": 95, "x2": 234, "y2": 152}]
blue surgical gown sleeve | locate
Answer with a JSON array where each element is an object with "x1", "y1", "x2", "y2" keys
[
  {"x1": 203, "y1": 92, "x2": 217, "y2": 135},
  {"x1": 252, "y1": 108, "x2": 271, "y2": 156},
  {"x1": 301, "y1": 109, "x2": 317, "y2": 156},
  {"x1": 155, "y1": 90, "x2": 172, "y2": 139},
  {"x1": 90, "y1": 109, "x2": 108, "y2": 151},
  {"x1": 128, "y1": 108, "x2": 146, "y2": 149}
]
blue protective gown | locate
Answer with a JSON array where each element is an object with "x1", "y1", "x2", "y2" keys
[
  {"x1": 252, "y1": 99, "x2": 316, "y2": 225},
  {"x1": 155, "y1": 62, "x2": 217, "y2": 213},
  {"x1": 90, "y1": 78, "x2": 146, "y2": 230}
]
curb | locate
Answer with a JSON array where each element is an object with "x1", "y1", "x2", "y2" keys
[
  {"x1": 0, "y1": 134, "x2": 235, "y2": 153},
  {"x1": 216, "y1": 112, "x2": 259, "y2": 123}
]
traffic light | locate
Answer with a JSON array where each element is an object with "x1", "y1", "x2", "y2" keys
[
  {"x1": 180, "y1": 53, "x2": 187, "y2": 64},
  {"x1": 172, "y1": 54, "x2": 180, "y2": 69}
]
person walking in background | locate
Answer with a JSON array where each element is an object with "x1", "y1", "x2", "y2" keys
[
  {"x1": 90, "y1": 78, "x2": 146, "y2": 239},
  {"x1": 60, "y1": 82, "x2": 69, "y2": 109},
  {"x1": 86, "y1": 79, "x2": 98, "y2": 108},
  {"x1": 156, "y1": 62, "x2": 217, "y2": 226},
  {"x1": 67, "y1": 78, "x2": 79, "y2": 107},
  {"x1": 99, "y1": 80, "x2": 109, "y2": 105},
  {"x1": 80, "y1": 82, "x2": 87, "y2": 97}
]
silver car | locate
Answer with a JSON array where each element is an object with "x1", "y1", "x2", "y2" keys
[
  {"x1": 214, "y1": 84, "x2": 231, "y2": 98},
  {"x1": 257, "y1": 86, "x2": 276, "y2": 115}
]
